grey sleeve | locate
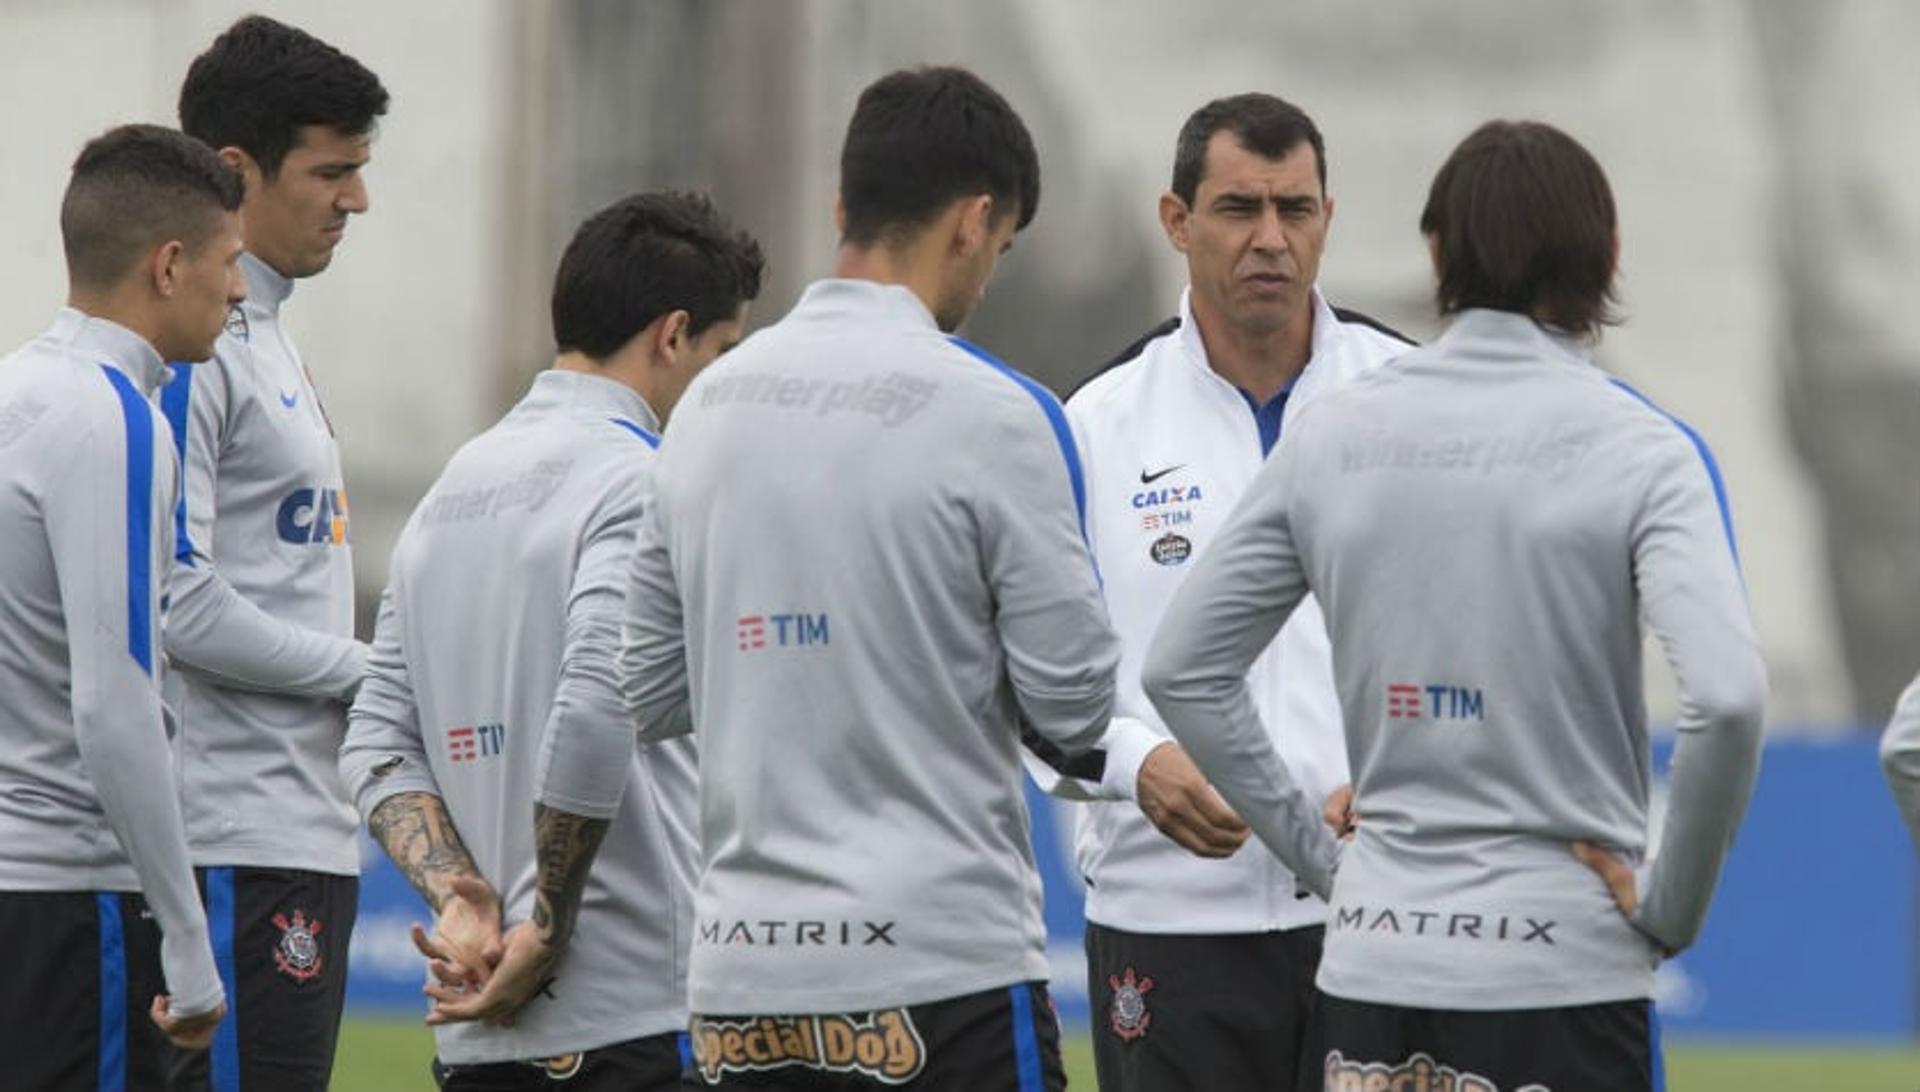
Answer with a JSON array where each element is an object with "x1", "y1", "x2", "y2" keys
[
  {"x1": 537, "y1": 477, "x2": 647, "y2": 818},
  {"x1": 340, "y1": 583, "x2": 442, "y2": 819},
  {"x1": 979, "y1": 391, "x2": 1119, "y2": 753},
  {"x1": 161, "y1": 358, "x2": 368, "y2": 700},
  {"x1": 48, "y1": 419, "x2": 222, "y2": 1017},
  {"x1": 1882, "y1": 672, "x2": 1920, "y2": 846},
  {"x1": 621, "y1": 473, "x2": 693, "y2": 744},
  {"x1": 1140, "y1": 439, "x2": 1340, "y2": 898},
  {"x1": 1629, "y1": 439, "x2": 1767, "y2": 952}
]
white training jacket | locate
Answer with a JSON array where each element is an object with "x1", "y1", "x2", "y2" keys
[
  {"x1": 1025, "y1": 288, "x2": 1412, "y2": 935},
  {"x1": 0, "y1": 308, "x2": 223, "y2": 1017},
  {"x1": 159, "y1": 252, "x2": 367, "y2": 876},
  {"x1": 340, "y1": 370, "x2": 698, "y2": 1063}
]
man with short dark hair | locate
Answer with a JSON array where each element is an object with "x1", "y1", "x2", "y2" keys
[
  {"x1": 1022, "y1": 91, "x2": 1413, "y2": 1092},
  {"x1": 340, "y1": 190, "x2": 762, "y2": 1091},
  {"x1": 1143, "y1": 119, "x2": 1765, "y2": 1091},
  {"x1": 0, "y1": 122, "x2": 244, "y2": 1088},
  {"x1": 161, "y1": 15, "x2": 389, "y2": 1090},
  {"x1": 621, "y1": 66, "x2": 1117, "y2": 1090}
]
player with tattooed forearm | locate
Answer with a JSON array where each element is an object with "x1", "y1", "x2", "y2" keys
[{"x1": 339, "y1": 191, "x2": 760, "y2": 1091}]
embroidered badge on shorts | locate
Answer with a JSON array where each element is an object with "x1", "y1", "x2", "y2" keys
[
  {"x1": 1108, "y1": 966, "x2": 1154, "y2": 1041},
  {"x1": 271, "y1": 909, "x2": 324, "y2": 983}
]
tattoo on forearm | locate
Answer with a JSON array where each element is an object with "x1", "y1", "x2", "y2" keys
[
  {"x1": 531, "y1": 803, "x2": 610, "y2": 954},
  {"x1": 368, "y1": 792, "x2": 483, "y2": 912}
]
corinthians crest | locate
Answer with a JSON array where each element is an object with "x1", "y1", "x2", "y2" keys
[
  {"x1": 272, "y1": 909, "x2": 324, "y2": 982},
  {"x1": 1107, "y1": 966, "x2": 1154, "y2": 1041}
]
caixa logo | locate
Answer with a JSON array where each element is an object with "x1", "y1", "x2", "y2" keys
[
  {"x1": 736, "y1": 613, "x2": 830, "y2": 651},
  {"x1": 276, "y1": 487, "x2": 350, "y2": 546}
]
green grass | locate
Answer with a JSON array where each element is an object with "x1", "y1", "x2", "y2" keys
[{"x1": 331, "y1": 1018, "x2": 1920, "y2": 1090}]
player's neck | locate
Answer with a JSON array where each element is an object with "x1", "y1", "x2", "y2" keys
[
  {"x1": 1192, "y1": 296, "x2": 1313, "y2": 405},
  {"x1": 832, "y1": 238, "x2": 946, "y2": 323},
  {"x1": 553, "y1": 349, "x2": 660, "y2": 421},
  {"x1": 65, "y1": 284, "x2": 164, "y2": 358}
]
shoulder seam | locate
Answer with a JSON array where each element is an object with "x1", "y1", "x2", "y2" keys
[
  {"x1": 1067, "y1": 317, "x2": 1181, "y2": 399},
  {"x1": 1331, "y1": 306, "x2": 1417, "y2": 348}
]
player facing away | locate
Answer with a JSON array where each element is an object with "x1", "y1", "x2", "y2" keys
[
  {"x1": 157, "y1": 16, "x2": 389, "y2": 1091},
  {"x1": 1882, "y1": 671, "x2": 1920, "y2": 844},
  {"x1": 1142, "y1": 120, "x2": 1766, "y2": 1091},
  {"x1": 340, "y1": 191, "x2": 761, "y2": 1091},
  {"x1": 621, "y1": 66, "x2": 1121, "y2": 1091},
  {"x1": 1021, "y1": 93, "x2": 1413, "y2": 1091},
  {"x1": 0, "y1": 124, "x2": 244, "y2": 1089}
]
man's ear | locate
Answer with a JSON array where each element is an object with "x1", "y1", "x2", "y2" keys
[
  {"x1": 653, "y1": 309, "x2": 692, "y2": 364},
  {"x1": 1158, "y1": 192, "x2": 1191, "y2": 254},
  {"x1": 150, "y1": 240, "x2": 188, "y2": 298},
  {"x1": 952, "y1": 194, "x2": 995, "y2": 257},
  {"x1": 218, "y1": 146, "x2": 262, "y2": 193}
]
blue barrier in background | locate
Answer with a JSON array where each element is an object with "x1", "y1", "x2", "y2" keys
[{"x1": 348, "y1": 734, "x2": 1915, "y2": 1038}]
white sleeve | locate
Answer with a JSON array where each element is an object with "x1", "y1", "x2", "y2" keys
[
  {"x1": 1141, "y1": 437, "x2": 1340, "y2": 898},
  {"x1": 978, "y1": 386, "x2": 1119, "y2": 754},
  {"x1": 340, "y1": 584, "x2": 441, "y2": 819},
  {"x1": 538, "y1": 477, "x2": 647, "y2": 818},
  {"x1": 50, "y1": 405, "x2": 221, "y2": 1016},
  {"x1": 1628, "y1": 437, "x2": 1767, "y2": 951},
  {"x1": 159, "y1": 358, "x2": 368, "y2": 700},
  {"x1": 622, "y1": 473, "x2": 694, "y2": 744}
]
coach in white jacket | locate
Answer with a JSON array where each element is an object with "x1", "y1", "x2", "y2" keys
[{"x1": 1025, "y1": 94, "x2": 1409, "y2": 1091}]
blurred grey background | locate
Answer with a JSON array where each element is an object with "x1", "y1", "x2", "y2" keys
[{"x1": 4, "y1": 0, "x2": 1915, "y2": 728}]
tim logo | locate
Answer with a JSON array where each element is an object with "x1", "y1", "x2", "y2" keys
[
  {"x1": 447, "y1": 723, "x2": 505, "y2": 762},
  {"x1": 1387, "y1": 683, "x2": 1485, "y2": 721},
  {"x1": 275, "y1": 487, "x2": 350, "y2": 546},
  {"x1": 736, "y1": 613, "x2": 830, "y2": 651}
]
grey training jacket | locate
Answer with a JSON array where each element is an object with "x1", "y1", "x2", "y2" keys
[
  {"x1": 0, "y1": 309, "x2": 223, "y2": 1017},
  {"x1": 161, "y1": 253, "x2": 367, "y2": 876},
  {"x1": 341, "y1": 371, "x2": 696, "y2": 1062},
  {"x1": 621, "y1": 279, "x2": 1120, "y2": 1015},
  {"x1": 1144, "y1": 308, "x2": 1766, "y2": 1011}
]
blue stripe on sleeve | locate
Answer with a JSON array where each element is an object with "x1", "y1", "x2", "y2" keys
[
  {"x1": 609, "y1": 416, "x2": 662, "y2": 449},
  {"x1": 677, "y1": 1031, "x2": 694, "y2": 1076},
  {"x1": 96, "y1": 894, "x2": 128, "y2": 1092},
  {"x1": 207, "y1": 868, "x2": 241, "y2": 1092},
  {"x1": 1008, "y1": 984, "x2": 1043, "y2": 1092},
  {"x1": 99, "y1": 366, "x2": 155, "y2": 675},
  {"x1": 158, "y1": 365, "x2": 196, "y2": 564},
  {"x1": 1649, "y1": 1003, "x2": 1667, "y2": 1092},
  {"x1": 1608, "y1": 378, "x2": 1740, "y2": 567},
  {"x1": 948, "y1": 337, "x2": 1089, "y2": 542}
]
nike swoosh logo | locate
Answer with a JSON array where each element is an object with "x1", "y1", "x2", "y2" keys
[
  {"x1": 279, "y1": 390, "x2": 299, "y2": 409},
  {"x1": 1139, "y1": 464, "x2": 1185, "y2": 484}
]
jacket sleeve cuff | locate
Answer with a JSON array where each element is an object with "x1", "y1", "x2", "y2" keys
[{"x1": 1099, "y1": 718, "x2": 1170, "y2": 803}]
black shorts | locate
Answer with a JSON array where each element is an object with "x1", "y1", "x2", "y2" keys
[
  {"x1": 149, "y1": 866, "x2": 358, "y2": 1092},
  {"x1": 433, "y1": 1030, "x2": 695, "y2": 1091},
  {"x1": 0, "y1": 889, "x2": 172, "y2": 1092},
  {"x1": 1086, "y1": 921, "x2": 1323, "y2": 1092},
  {"x1": 688, "y1": 981, "x2": 1064, "y2": 1090},
  {"x1": 1305, "y1": 993, "x2": 1665, "y2": 1092}
]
